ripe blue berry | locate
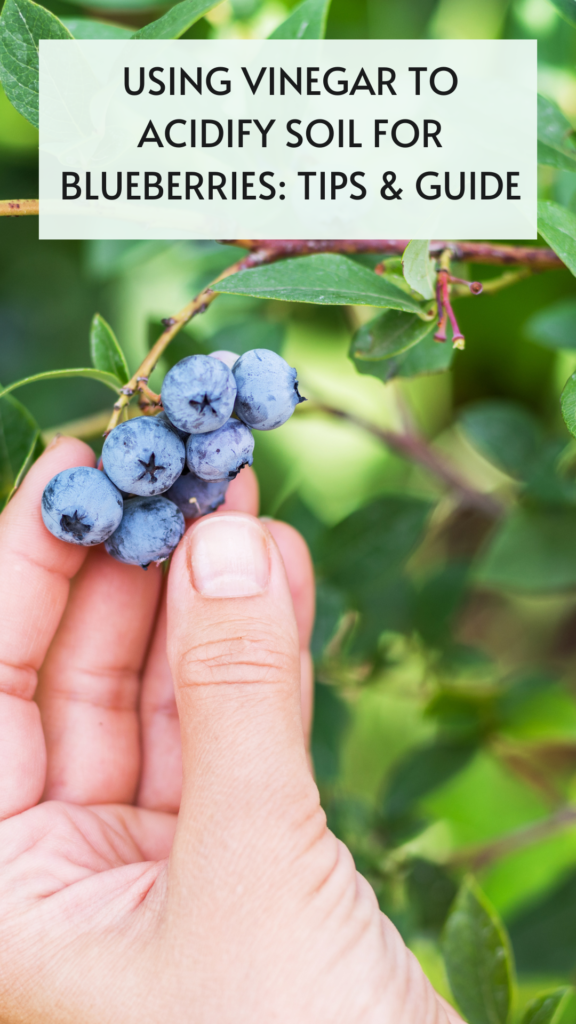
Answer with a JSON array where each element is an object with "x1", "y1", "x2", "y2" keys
[
  {"x1": 186, "y1": 420, "x2": 254, "y2": 481},
  {"x1": 104, "y1": 496, "x2": 185, "y2": 568},
  {"x1": 210, "y1": 350, "x2": 238, "y2": 370},
  {"x1": 102, "y1": 416, "x2": 185, "y2": 497},
  {"x1": 233, "y1": 349, "x2": 305, "y2": 431},
  {"x1": 161, "y1": 354, "x2": 236, "y2": 434},
  {"x1": 166, "y1": 473, "x2": 229, "y2": 518},
  {"x1": 41, "y1": 467, "x2": 123, "y2": 546},
  {"x1": 156, "y1": 410, "x2": 189, "y2": 442}
]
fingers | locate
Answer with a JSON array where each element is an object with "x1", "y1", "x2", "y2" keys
[
  {"x1": 92, "y1": 805, "x2": 177, "y2": 862},
  {"x1": 137, "y1": 598, "x2": 183, "y2": 812},
  {"x1": 0, "y1": 437, "x2": 94, "y2": 818},
  {"x1": 37, "y1": 547, "x2": 163, "y2": 805},
  {"x1": 436, "y1": 995, "x2": 465, "y2": 1024},
  {"x1": 137, "y1": 495, "x2": 317, "y2": 812},
  {"x1": 220, "y1": 464, "x2": 259, "y2": 515},
  {"x1": 166, "y1": 513, "x2": 320, "y2": 886},
  {"x1": 137, "y1": 465, "x2": 260, "y2": 812},
  {"x1": 265, "y1": 520, "x2": 315, "y2": 743}
]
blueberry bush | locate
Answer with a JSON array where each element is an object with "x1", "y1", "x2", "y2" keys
[{"x1": 5, "y1": 0, "x2": 576, "y2": 1018}]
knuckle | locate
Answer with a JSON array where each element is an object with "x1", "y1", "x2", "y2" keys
[
  {"x1": 174, "y1": 621, "x2": 296, "y2": 688},
  {"x1": 0, "y1": 659, "x2": 36, "y2": 700}
]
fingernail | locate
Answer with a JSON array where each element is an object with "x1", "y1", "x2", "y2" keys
[
  {"x1": 189, "y1": 515, "x2": 269, "y2": 598},
  {"x1": 45, "y1": 433, "x2": 62, "y2": 451}
]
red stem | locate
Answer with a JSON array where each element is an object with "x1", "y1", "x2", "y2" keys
[{"x1": 227, "y1": 239, "x2": 563, "y2": 269}]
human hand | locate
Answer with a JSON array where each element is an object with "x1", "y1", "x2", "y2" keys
[{"x1": 0, "y1": 437, "x2": 462, "y2": 1023}]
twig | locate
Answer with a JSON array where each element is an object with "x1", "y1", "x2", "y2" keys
[
  {"x1": 300, "y1": 401, "x2": 503, "y2": 517},
  {"x1": 104, "y1": 245, "x2": 276, "y2": 433},
  {"x1": 0, "y1": 208, "x2": 564, "y2": 267},
  {"x1": 106, "y1": 234, "x2": 564, "y2": 433},
  {"x1": 448, "y1": 805, "x2": 576, "y2": 870},
  {"x1": 42, "y1": 409, "x2": 110, "y2": 444},
  {"x1": 224, "y1": 239, "x2": 564, "y2": 270},
  {"x1": 451, "y1": 267, "x2": 533, "y2": 299},
  {"x1": 0, "y1": 199, "x2": 39, "y2": 217}
]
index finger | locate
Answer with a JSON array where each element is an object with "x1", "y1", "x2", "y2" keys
[{"x1": 0, "y1": 436, "x2": 95, "y2": 818}]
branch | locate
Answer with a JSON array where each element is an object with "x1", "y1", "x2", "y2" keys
[
  {"x1": 105, "y1": 244, "x2": 277, "y2": 432},
  {"x1": 448, "y1": 805, "x2": 576, "y2": 870},
  {"x1": 225, "y1": 238, "x2": 564, "y2": 270},
  {"x1": 0, "y1": 207, "x2": 564, "y2": 269},
  {"x1": 107, "y1": 231, "x2": 563, "y2": 434},
  {"x1": 300, "y1": 401, "x2": 503, "y2": 517},
  {"x1": 0, "y1": 199, "x2": 40, "y2": 217}
]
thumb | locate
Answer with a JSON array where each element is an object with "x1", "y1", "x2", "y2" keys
[{"x1": 166, "y1": 512, "x2": 318, "y2": 872}]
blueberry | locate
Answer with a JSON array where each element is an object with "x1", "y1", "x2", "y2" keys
[
  {"x1": 209, "y1": 350, "x2": 238, "y2": 370},
  {"x1": 233, "y1": 349, "x2": 305, "y2": 431},
  {"x1": 41, "y1": 467, "x2": 123, "y2": 546},
  {"x1": 102, "y1": 416, "x2": 185, "y2": 497},
  {"x1": 105, "y1": 496, "x2": 185, "y2": 568},
  {"x1": 156, "y1": 410, "x2": 189, "y2": 442},
  {"x1": 186, "y1": 420, "x2": 254, "y2": 481},
  {"x1": 166, "y1": 473, "x2": 229, "y2": 519},
  {"x1": 161, "y1": 354, "x2": 236, "y2": 434}
]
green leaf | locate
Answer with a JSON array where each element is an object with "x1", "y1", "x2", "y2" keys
[
  {"x1": 0, "y1": 392, "x2": 43, "y2": 511},
  {"x1": 402, "y1": 240, "x2": 435, "y2": 300},
  {"x1": 350, "y1": 574, "x2": 412, "y2": 656},
  {"x1": 561, "y1": 373, "x2": 576, "y2": 437},
  {"x1": 0, "y1": 0, "x2": 72, "y2": 127},
  {"x1": 518, "y1": 441, "x2": 576, "y2": 508},
  {"x1": 459, "y1": 400, "x2": 543, "y2": 479},
  {"x1": 537, "y1": 201, "x2": 576, "y2": 277},
  {"x1": 538, "y1": 141, "x2": 576, "y2": 172},
  {"x1": 382, "y1": 741, "x2": 476, "y2": 821},
  {"x1": 63, "y1": 18, "x2": 133, "y2": 38},
  {"x1": 319, "y1": 495, "x2": 431, "y2": 596},
  {"x1": 509, "y1": 873, "x2": 576, "y2": 975},
  {"x1": 0, "y1": 77, "x2": 38, "y2": 150},
  {"x1": 413, "y1": 562, "x2": 470, "y2": 649},
  {"x1": 549, "y1": 0, "x2": 576, "y2": 24},
  {"x1": 63, "y1": 0, "x2": 160, "y2": 8},
  {"x1": 443, "y1": 877, "x2": 514, "y2": 1024},
  {"x1": 407, "y1": 859, "x2": 458, "y2": 935},
  {"x1": 475, "y1": 506, "x2": 576, "y2": 592},
  {"x1": 311, "y1": 681, "x2": 350, "y2": 784},
  {"x1": 6, "y1": 431, "x2": 44, "y2": 507},
  {"x1": 393, "y1": 331, "x2": 453, "y2": 377},
  {"x1": 216, "y1": 255, "x2": 424, "y2": 312},
  {"x1": 90, "y1": 314, "x2": 129, "y2": 384},
  {"x1": 519, "y1": 988, "x2": 573, "y2": 1024},
  {"x1": 351, "y1": 309, "x2": 436, "y2": 361},
  {"x1": 310, "y1": 581, "x2": 345, "y2": 660},
  {"x1": 353, "y1": 325, "x2": 451, "y2": 381},
  {"x1": 525, "y1": 298, "x2": 576, "y2": 350},
  {"x1": 537, "y1": 95, "x2": 576, "y2": 170},
  {"x1": 0, "y1": 369, "x2": 122, "y2": 402},
  {"x1": 269, "y1": 0, "x2": 332, "y2": 39},
  {"x1": 132, "y1": 0, "x2": 221, "y2": 40}
]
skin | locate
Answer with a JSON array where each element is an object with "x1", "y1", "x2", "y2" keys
[{"x1": 0, "y1": 437, "x2": 464, "y2": 1024}]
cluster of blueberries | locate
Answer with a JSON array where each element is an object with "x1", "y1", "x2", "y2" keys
[{"x1": 41, "y1": 349, "x2": 304, "y2": 568}]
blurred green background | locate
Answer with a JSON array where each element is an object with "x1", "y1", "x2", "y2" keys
[{"x1": 5, "y1": 0, "x2": 576, "y2": 1016}]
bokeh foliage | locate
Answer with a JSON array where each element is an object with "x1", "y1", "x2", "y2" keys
[{"x1": 5, "y1": 0, "x2": 576, "y2": 1018}]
